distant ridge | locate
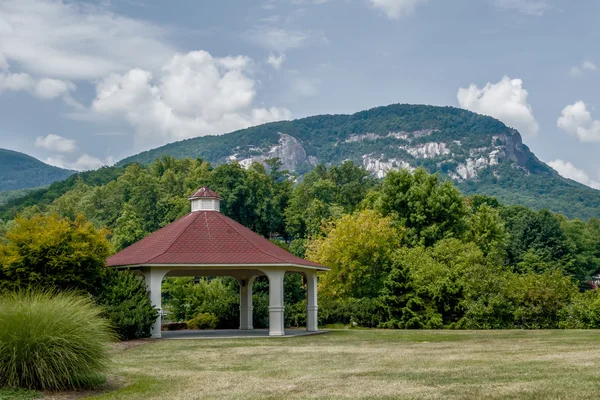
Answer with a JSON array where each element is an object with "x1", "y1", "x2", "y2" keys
[{"x1": 0, "y1": 148, "x2": 75, "y2": 191}]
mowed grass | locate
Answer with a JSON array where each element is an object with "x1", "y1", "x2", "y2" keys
[{"x1": 79, "y1": 330, "x2": 600, "y2": 399}]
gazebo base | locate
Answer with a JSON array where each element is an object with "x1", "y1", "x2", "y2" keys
[{"x1": 162, "y1": 329, "x2": 328, "y2": 340}]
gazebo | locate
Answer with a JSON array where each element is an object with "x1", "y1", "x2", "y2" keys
[{"x1": 107, "y1": 187, "x2": 328, "y2": 338}]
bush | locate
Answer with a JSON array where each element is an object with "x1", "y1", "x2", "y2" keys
[
  {"x1": 0, "y1": 290, "x2": 114, "y2": 390},
  {"x1": 318, "y1": 297, "x2": 383, "y2": 328},
  {"x1": 162, "y1": 277, "x2": 239, "y2": 328},
  {"x1": 95, "y1": 269, "x2": 157, "y2": 340},
  {"x1": 161, "y1": 322, "x2": 188, "y2": 331},
  {"x1": 187, "y1": 313, "x2": 219, "y2": 330},
  {"x1": 0, "y1": 214, "x2": 109, "y2": 294},
  {"x1": 559, "y1": 289, "x2": 600, "y2": 329}
]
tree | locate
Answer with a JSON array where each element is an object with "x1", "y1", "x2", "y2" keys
[
  {"x1": 375, "y1": 168, "x2": 468, "y2": 247},
  {"x1": 465, "y1": 204, "x2": 508, "y2": 262},
  {"x1": 501, "y1": 206, "x2": 574, "y2": 274},
  {"x1": 285, "y1": 162, "x2": 376, "y2": 238},
  {"x1": 306, "y1": 210, "x2": 402, "y2": 299},
  {"x1": 0, "y1": 214, "x2": 110, "y2": 294},
  {"x1": 96, "y1": 269, "x2": 156, "y2": 340}
]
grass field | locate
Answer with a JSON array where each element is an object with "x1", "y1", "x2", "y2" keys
[{"x1": 3, "y1": 330, "x2": 600, "y2": 400}]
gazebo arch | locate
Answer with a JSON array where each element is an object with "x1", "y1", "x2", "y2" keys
[{"x1": 106, "y1": 187, "x2": 328, "y2": 338}]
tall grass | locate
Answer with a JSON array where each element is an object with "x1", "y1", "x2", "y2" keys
[{"x1": 0, "y1": 290, "x2": 115, "y2": 390}]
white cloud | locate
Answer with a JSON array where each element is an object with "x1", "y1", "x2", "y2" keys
[
  {"x1": 0, "y1": 70, "x2": 73, "y2": 99},
  {"x1": 557, "y1": 101, "x2": 600, "y2": 143},
  {"x1": 0, "y1": 72, "x2": 35, "y2": 92},
  {"x1": 72, "y1": 154, "x2": 115, "y2": 171},
  {"x1": 547, "y1": 159, "x2": 600, "y2": 190},
  {"x1": 267, "y1": 53, "x2": 286, "y2": 69},
  {"x1": 369, "y1": 0, "x2": 428, "y2": 19},
  {"x1": 247, "y1": 26, "x2": 328, "y2": 52},
  {"x1": 491, "y1": 0, "x2": 551, "y2": 16},
  {"x1": 34, "y1": 78, "x2": 75, "y2": 99},
  {"x1": 570, "y1": 60, "x2": 597, "y2": 77},
  {"x1": 583, "y1": 61, "x2": 597, "y2": 71},
  {"x1": 457, "y1": 76, "x2": 540, "y2": 136},
  {"x1": 91, "y1": 50, "x2": 292, "y2": 150},
  {"x1": 0, "y1": 0, "x2": 174, "y2": 80},
  {"x1": 45, "y1": 154, "x2": 114, "y2": 171},
  {"x1": 35, "y1": 134, "x2": 77, "y2": 153}
]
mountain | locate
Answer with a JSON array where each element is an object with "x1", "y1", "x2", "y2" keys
[
  {"x1": 0, "y1": 149, "x2": 75, "y2": 191},
  {"x1": 118, "y1": 104, "x2": 600, "y2": 220}
]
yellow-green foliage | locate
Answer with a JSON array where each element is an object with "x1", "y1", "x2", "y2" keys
[
  {"x1": 0, "y1": 214, "x2": 109, "y2": 293},
  {"x1": 0, "y1": 290, "x2": 114, "y2": 390},
  {"x1": 187, "y1": 313, "x2": 219, "y2": 330},
  {"x1": 306, "y1": 209, "x2": 402, "y2": 299}
]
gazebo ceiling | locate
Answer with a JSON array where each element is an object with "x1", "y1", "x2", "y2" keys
[{"x1": 107, "y1": 207, "x2": 327, "y2": 270}]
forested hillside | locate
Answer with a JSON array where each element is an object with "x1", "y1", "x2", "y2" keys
[
  {"x1": 0, "y1": 148, "x2": 75, "y2": 191},
  {"x1": 118, "y1": 104, "x2": 600, "y2": 220}
]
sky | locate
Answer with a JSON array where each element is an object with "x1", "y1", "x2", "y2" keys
[{"x1": 0, "y1": 0, "x2": 599, "y2": 189}]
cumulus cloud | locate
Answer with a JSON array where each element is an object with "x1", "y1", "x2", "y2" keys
[
  {"x1": 0, "y1": 0, "x2": 173, "y2": 80},
  {"x1": 35, "y1": 134, "x2": 77, "y2": 153},
  {"x1": 34, "y1": 78, "x2": 75, "y2": 99},
  {"x1": 267, "y1": 53, "x2": 285, "y2": 69},
  {"x1": 0, "y1": 72, "x2": 35, "y2": 93},
  {"x1": 457, "y1": 76, "x2": 539, "y2": 136},
  {"x1": 369, "y1": 0, "x2": 428, "y2": 19},
  {"x1": 45, "y1": 154, "x2": 114, "y2": 171},
  {"x1": 557, "y1": 101, "x2": 600, "y2": 143},
  {"x1": 547, "y1": 159, "x2": 600, "y2": 190},
  {"x1": 570, "y1": 60, "x2": 597, "y2": 77},
  {"x1": 90, "y1": 50, "x2": 292, "y2": 150},
  {"x1": 491, "y1": 0, "x2": 551, "y2": 15},
  {"x1": 247, "y1": 26, "x2": 328, "y2": 52},
  {"x1": 0, "y1": 70, "x2": 73, "y2": 99}
]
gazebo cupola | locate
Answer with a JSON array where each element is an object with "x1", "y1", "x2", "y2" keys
[{"x1": 189, "y1": 186, "x2": 221, "y2": 212}]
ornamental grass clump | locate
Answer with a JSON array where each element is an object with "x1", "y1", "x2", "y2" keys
[{"x1": 0, "y1": 290, "x2": 114, "y2": 390}]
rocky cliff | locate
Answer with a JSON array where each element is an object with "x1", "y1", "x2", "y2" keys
[{"x1": 118, "y1": 104, "x2": 599, "y2": 219}]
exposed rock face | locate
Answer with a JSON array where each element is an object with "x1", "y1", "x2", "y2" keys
[
  {"x1": 405, "y1": 142, "x2": 450, "y2": 159},
  {"x1": 227, "y1": 128, "x2": 531, "y2": 182},
  {"x1": 362, "y1": 155, "x2": 412, "y2": 179},
  {"x1": 232, "y1": 133, "x2": 318, "y2": 172}
]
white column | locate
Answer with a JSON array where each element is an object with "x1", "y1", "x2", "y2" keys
[
  {"x1": 265, "y1": 270, "x2": 286, "y2": 336},
  {"x1": 142, "y1": 268, "x2": 169, "y2": 339},
  {"x1": 306, "y1": 270, "x2": 318, "y2": 332},
  {"x1": 239, "y1": 276, "x2": 256, "y2": 330}
]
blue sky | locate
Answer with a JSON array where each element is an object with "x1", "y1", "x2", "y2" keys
[{"x1": 0, "y1": 0, "x2": 599, "y2": 188}]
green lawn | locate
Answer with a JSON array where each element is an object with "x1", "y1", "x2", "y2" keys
[{"x1": 4, "y1": 330, "x2": 600, "y2": 399}]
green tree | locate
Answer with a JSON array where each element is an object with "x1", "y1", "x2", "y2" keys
[
  {"x1": 285, "y1": 162, "x2": 376, "y2": 238},
  {"x1": 96, "y1": 269, "x2": 157, "y2": 340},
  {"x1": 306, "y1": 209, "x2": 401, "y2": 299},
  {"x1": 465, "y1": 203, "x2": 508, "y2": 261},
  {"x1": 0, "y1": 214, "x2": 109, "y2": 293},
  {"x1": 375, "y1": 168, "x2": 468, "y2": 247}
]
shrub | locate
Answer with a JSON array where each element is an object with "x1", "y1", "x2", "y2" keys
[
  {"x1": 161, "y1": 322, "x2": 188, "y2": 331},
  {"x1": 187, "y1": 313, "x2": 219, "y2": 330},
  {"x1": 0, "y1": 290, "x2": 114, "y2": 390},
  {"x1": 0, "y1": 214, "x2": 109, "y2": 294},
  {"x1": 559, "y1": 289, "x2": 600, "y2": 329},
  {"x1": 318, "y1": 297, "x2": 383, "y2": 328},
  {"x1": 162, "y1": 277, "x2": 239, "y2": 328},
  {"x1": 96, "y1": 269, "x2": 157, "y2": 340}
]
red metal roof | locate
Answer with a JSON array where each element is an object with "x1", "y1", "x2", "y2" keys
[
  {"x1": 106, "y1": 211, "x2": 326, "y2": 269},
  {"x1": 188, "y1": 187, "x2": 222, "y2": 200}
]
